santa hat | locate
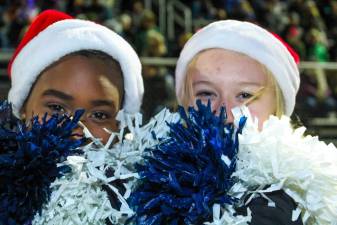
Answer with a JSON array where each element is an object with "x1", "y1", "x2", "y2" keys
[
  {"x1": 175, "y1": 20, "x2": 300, "y2": 116},
  {"x1": 8, "y1": 10, "x2": 143, "y2": 117}
]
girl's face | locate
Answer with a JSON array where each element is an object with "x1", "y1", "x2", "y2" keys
[
  {"x1": 187, "y1": 49, "x2": 277, "y2": 128},
  {"x1": 22, "y1": 55, "x2": 123, "y2": 144}
]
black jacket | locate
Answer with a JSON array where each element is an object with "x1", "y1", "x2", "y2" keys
[{"x1": 236, "y1": 190, "x2": 303, "y2": 225}]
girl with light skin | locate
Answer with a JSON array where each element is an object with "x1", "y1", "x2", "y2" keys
[
  {"x1": 175, "y1": 20, "x2": 302, "y2": 224},
  {"x1": 176, "y1": 21, "x2": 300, "y2": 130},
  {"x1": 181, "y1": 49, "x2": 283, "y2": 129}
]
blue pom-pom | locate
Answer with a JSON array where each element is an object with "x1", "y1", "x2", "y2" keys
[
  {"x1": 0, "y1": 101, "x2": 85, "y2": 225},
  {"x1": 130, "y1": 100, "x2": 247, "y2": 225}
]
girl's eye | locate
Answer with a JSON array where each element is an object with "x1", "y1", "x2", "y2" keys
[
  {"x1": 195, "y1": 91, "x2": 216, "y2": 98},
  {"x1": 237, "y1": 92, "x2": 253, "y2": 100},
  {"x1": 47, "y1": 103, "x2": 66, "y2": 114},
  {"x1": 89, "y1": 111, "x2": 111, "y2": 121},
  {"x1": 195, "y1": 90, "x2": 218, "y2": 105}
]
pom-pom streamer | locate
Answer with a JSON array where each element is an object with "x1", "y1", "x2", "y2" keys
[
  {"x1": 130, "y1": 100, "x2": 246, "y2": 224},
  {"x1": 0, "y1": 101, "x2": 84, "y2": 225}
]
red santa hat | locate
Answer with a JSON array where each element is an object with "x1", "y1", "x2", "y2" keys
[
  {"x1": 8, "y1": 10, "x2": 143, "y2": 117},
  {"x1": 175, "y1": 20, "x2": 300, "y2": 116}
]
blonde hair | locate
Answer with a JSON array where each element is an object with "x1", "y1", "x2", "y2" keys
[
  {"x1": 178, "y1": 53, "x2": 285, "y2": 117},
  {"x1": 262, "y1": 66, "x2": 284, "y2": 117}
]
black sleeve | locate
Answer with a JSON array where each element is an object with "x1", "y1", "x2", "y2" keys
[{"x1": 236, "y1": 190, "x2": 303, "y2": 225}]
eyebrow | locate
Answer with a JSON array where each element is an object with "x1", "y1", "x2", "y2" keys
[
  {"x1": 193, "y1": 80, "x2": 262, "y2": 86},
  {"x1": 90, "y1": 100, "x2": 115, "y2": 108},
  {"x1": 192, "y1": 80, "x2": 212, "y2": 86},
  {"x1": 42, "y1": 90, "x2": 116, "y2": 108},
  {"x1": 42, "y1": 89, "x2": 74, "y2": 101}
]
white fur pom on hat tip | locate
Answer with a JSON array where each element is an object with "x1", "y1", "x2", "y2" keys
[{"x1": 175, "y1": 20, "x2": 300, "y2": 116}]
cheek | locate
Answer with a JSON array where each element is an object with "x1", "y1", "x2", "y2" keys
[
  {"x1": 248, "y1": 87, "x2": 277, "y2": 118},
  {"x1": 23, "y1": 97, "x2": 44, "y2": 120},
  {"x1": 92, "y1": 129, "x2": 111, "y2": 145},
  {"x1": 84, "y1": 120, "x2": 119, "y2": 144},
  {"x1": 99, "y1": 76, "x2": 122, "y2": 110},
  {"x1": 247, "y1": 100, "x2": 276, "y2": 129},
  {"x1": 249, "y1": 108, "x2": 269, "y2": 122},
  {"x1": 211, "y1": 101, "x2": 222, "y2": 115}
]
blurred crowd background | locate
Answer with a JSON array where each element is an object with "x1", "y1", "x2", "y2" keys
[{"x1": 0, "y1": 0, "x2": 336, "y2": 142}]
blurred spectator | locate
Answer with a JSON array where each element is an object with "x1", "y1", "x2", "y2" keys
[
  {"x1": 82, "y1": 0, "x2": 107, "y2": 23},
  {"x1": 135, "y1": 9, "x2": 161, "y2": 55},
  {"x1": 216, "y1": 8, "x2": 227, "y2": 20},
  {"x1": 263, "y1": 0, "x2": 287, "y2": 33},
  {"x1": 118, "y1": 13, "x2": 135, "y2": 45},
  {"x1": 307, "y1": 28, "x2": 329, "y2": 62},
  {"x1": 37, "y1": 0, "x2": 61, "y2": 11},
  {"x1": 127, "y1": 8, "x2": 176, "y2": 121},
  {"x1": 170, "y1": 32, "x2": 193, "y2": 57},
  {"x1": 300, "y1": 26, "x2": 336, "y2": 118},
  {"x1": 223, "y1": 0, "x2": 240, "y2": 13},
  {"x1": 105, "y1": 13, "x2": 136, "y2": 47},
  {"x1": 140, "y1": 26, "x2": 174, "y2": 121},
  {"x1": 143, "y1": 30, "x2": 167, "y2": 58},
  {"x1": 288, "y1": 0, "x2": 311, "y2": 30},
  {"x1": 1, "y1": 0, "x2": 337, "y2": 62},
  {"x1": 297, "y1": 71, "x2": 336, "y2": 119},
  {"x1": 2, "y1": 1, "x2": 28, "y2": 48},
  {"x1": 190, "y1": 0, "x2": 217, "y2": 19},
  {"x1": 65, "y1": 0, "x2": 85, "y2": 16},
  {"x1": 321, "y1": 0, "x2": 337, "y2": 61},
  {"x1": 130, "y1": 0, "x2": 144, "y2": 28},
  {"x1": 283, "y1": 13, "x2": 306, "y2": 58},
  {"x1": 236, "y1": 0, "x2": 256, "y2": 21},
  {"x1": 305, "y1": 0, "x2": 325, "y2": 31},
  {"x1": 220, "y1": 0, "x2": 256, "y2": 21}
]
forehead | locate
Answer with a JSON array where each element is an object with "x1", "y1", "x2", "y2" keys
[
  {"x1": 32, "y1": 55, "x2": 124, "y2": 99},
  {"x1": 41, "y1": 55, "x2": 122, "y2": 85},
  {"x1": 190, "y1": 48, "x2": 268, "y2": 84}
]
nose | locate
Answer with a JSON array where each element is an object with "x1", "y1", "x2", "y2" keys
[
  {"x1": 72, "y1": 119, "x2": 86, "y2": 139},
  {"x1": 226, "y1": 109, "x2": 234, "y2": 124},
  {"x1": 217, "y1": 100, "x2": 235, "y2": 124},
  {"x1": 74, "y1": 120, "x2": 111, "y2": 145},
  {"x1": 224, "y1": 105, "x2": 234, "y2": 124}
]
